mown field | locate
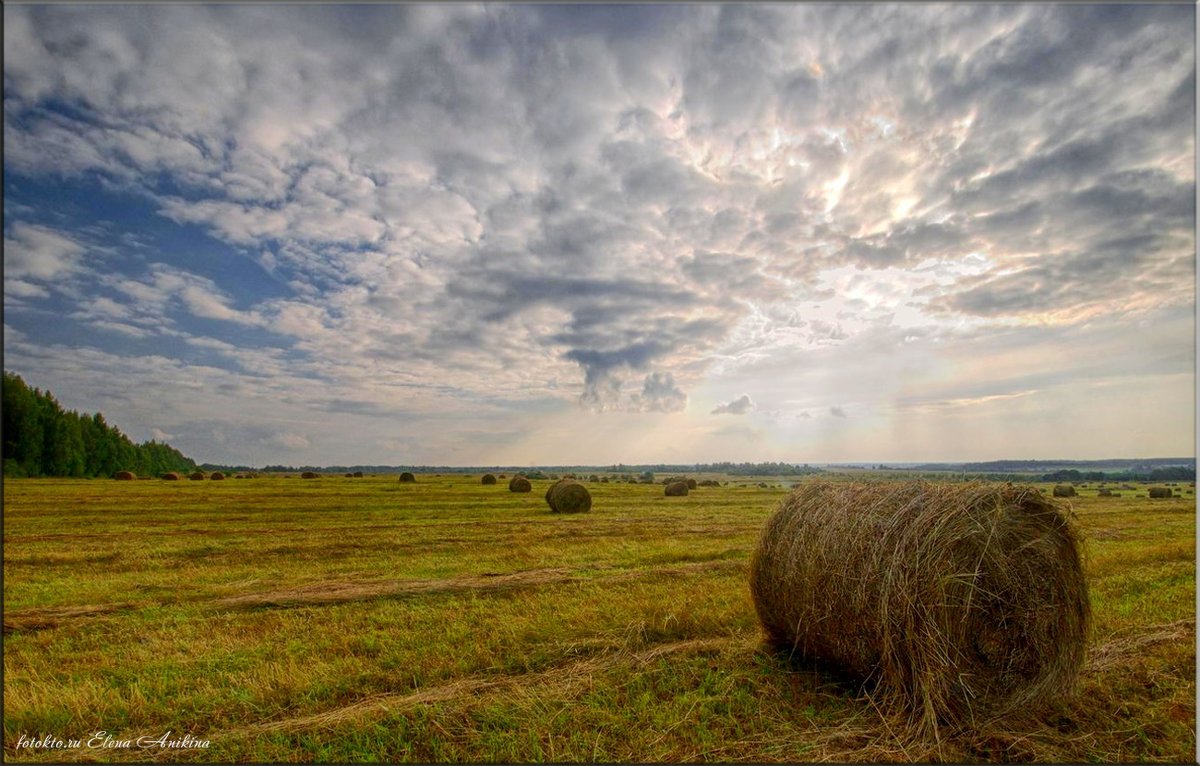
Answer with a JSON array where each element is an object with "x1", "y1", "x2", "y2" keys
[{"x1": 2, "y1": 473, "x2": 1195, "y2": 762}]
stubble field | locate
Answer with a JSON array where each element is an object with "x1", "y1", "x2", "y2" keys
[{"x1": 2, "y1": 474, "x2": 1195, "y2": 762}]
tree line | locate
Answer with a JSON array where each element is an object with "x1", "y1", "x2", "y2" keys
[{"x1": 2, "y1": 372, "x2": 197, "y2": 478}]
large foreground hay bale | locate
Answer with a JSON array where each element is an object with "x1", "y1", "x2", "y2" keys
[
  {"x1": 162, "y1": 472, "x2": 181, "y2": 481},
  {"x1": 664, "y1": 481, "x2": 689, "y2": 496},
  {"x1": 545, "y1": 479, "x2": 592, "y2": 513},
  {"x1": 398, "y1": 472, "x2": 416, "y2": 483},
  {"x1": 508, "y1": 476, "x2": 532, "y2": 493},
  {"x1": 1148, "y1": 486, "x2": 1173, "y2": 498},
  {"x1": 1052, "y1": 484, "x2": 1076, "y2": 497},
  {"x1": 114, "y1": 471, "x2": 136, "y2": 481},
  {"x1": 189, "y1": 471, "x2": 206, "y2": 481},
  {"x1": 481, "y1": 473, "x2": 497, "y2": 485},
  {"x1": 750, "y1": 480, "x2": 1089, "y2": 735}
]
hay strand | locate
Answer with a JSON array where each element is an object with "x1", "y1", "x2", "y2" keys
[{"x1": 749, "y1": 480, "x2": 1089, "y2": 737}]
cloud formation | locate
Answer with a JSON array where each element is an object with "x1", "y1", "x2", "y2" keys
[
  {"x1": 711, "y1": 394, "x2": 755, "y2": 415},
  {"x1": 2, "y1": 4, "x2": 1193, "y2": 464}
]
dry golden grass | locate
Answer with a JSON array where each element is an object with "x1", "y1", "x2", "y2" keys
[{"x1": 1, "y1": 474, "x2": 1193, "y2": 762}]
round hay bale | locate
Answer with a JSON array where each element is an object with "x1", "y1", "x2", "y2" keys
[
  {"x1": 399, "y1": 472, "x2": 416, "y2": 483},
  {"x1": 589, "y1": 474, "x2": 599, "y2": 482},
  {"x1": 1052, "y1": 484, "x2": 1076, "y2": 497},
  {"x1": 508, "y1": 476, "x2": 532, "y2": 493},
  {"x1": 162, "y1": 472, "x2": 181, "y2": 481},
  {"x1": 664, "y1": 481, "x2": 689, "y2": 497},
  {"x1": 301, "y1": 471, "x2": 318, "y2": 479},
  {"x1": 481, "y1": 474, "x2": 497, "y2": 485},
  {"x1": 600, "y1": 477, "x2": 609, "y2": 483},
  {"x1": 1148, "y1": 487, "x2": 1173, "y2": 498},
  {"x1": 345, "y1": 473, "x2": 354, "y2": 478},
  {"x1": 210, "y1": 472, "x2": 225, "y2": 481},
  {"x1": 189, "y1": 471, "x2": 206, "y2": 481},
  {"x1": 114, "y1": 470, "x2": 136, "y2": 481},
  {"x1": 1097, "y1": 488, "x2": 1113, "y2": 497},
  {"x1": 498, "y1": 474, "x2": 506, "y2": 479},
  {"x1": 545, "y1": 479, "x2": 591, "y2": 513},
  {"x1": 686, "y1": 478, "x2": 698, "y2": 490},
  {"x1": 750, "y1": 480, "x2": 1089, "y2": 734},
  {"x1": 354, "y1": 471, "x2": 363, "y2": 478}
]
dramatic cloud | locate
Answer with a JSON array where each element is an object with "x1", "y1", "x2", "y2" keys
[{"x1": 2, "y1": 4, "x2": 1193, "y2": 464}]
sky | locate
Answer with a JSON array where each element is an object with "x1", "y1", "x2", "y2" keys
[{"x1": 2, "y1": 4, "x2": 1196, "y2": 467}]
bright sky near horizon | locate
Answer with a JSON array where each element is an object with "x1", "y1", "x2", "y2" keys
[{"x1": 2, "y1": 4, "x2": 1195, "y2": 467}]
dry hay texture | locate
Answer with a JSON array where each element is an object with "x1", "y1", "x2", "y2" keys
[
  {"x1": 508, "y1": 476, "x2": 532, "y2": 493},
  {"x1": 686, "y1": 478, "x2": 698, "y2": 490},
  {"x1": 161, "y1": 472, "x2": 181, "y2": 481},
  {"x1": 544, "y1": 479, "x2": 592, "y2": 513},
  {"x1": 481, "y1": 473, "x2": 497, "y2": 485},
  {"x1": 188, "y1": 471, "x2": 206, "y2": 481},
  {"x1": 114, "y1": 470, "x2": 135, "y2": 481},
  {"x1": 750, "y1": 480, "x2": 1089, "y2": 737},
  {"x1": 210, "y1": 472, "x2": 225, "y2": 481},
  {"x1": 1052, "y1": 484, "x2": 1077, "y2": 497},
  {"x1": 664, "y1": 481, "x2": 689, "y2": 497},
  {"x1": 1148, "y1": 486, "x2": 1173, "y2": 498},
  {"x1": 398, "y1": 472, "x2": 416, "y2": 483},
  {"x1": 301, "y1": 471, "x2": 318, "y2": 479}
]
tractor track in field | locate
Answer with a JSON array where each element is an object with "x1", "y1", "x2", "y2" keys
[
  {"x1": 226, "y1": 634, "x2": 752, "y2": 737},
  {"x1": 3, "y1": 559, "x2": 747, "y2": 634}
]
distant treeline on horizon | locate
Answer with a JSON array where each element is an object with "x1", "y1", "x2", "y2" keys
[
  {"x1": 209, "y1": 461, "x2": 829, "y2": 477},
  {"x1": 2, "y1": 372, "x2": 197, "y2": 478}
]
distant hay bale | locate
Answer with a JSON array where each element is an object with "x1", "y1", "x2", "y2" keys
[
  {"x1": 1148, "y1": 487, "x2": 1173, "y2": 498},
  {"x1": 114, "y1": 471, "x2": 136, "y2": 481},
  {"x1": 189, "y1": 471, "x2": 206, "y2": 481},
  {"x1": 354, "y1": 471, "x2": 363, "y2": 478},
  {"x1": 398, "y1": 472, "x2": 416, "y2": 483},
  {"x1": 545, "y1": 479, "x2": 592, "y2": 513},
  {"x1": 301, "y1": 471, "x2": 318, "y2": 479},
  {"x1": 1052, "y1": 484, "x2": 1076, "y2": 497},
  {"x1": 686, "y1": 478, "x2": 697, "y2": 490},
  {"x1": 508, "y1": 476, "x2": 532, "y2": 492},
  {"x1": 698, "y1": 479, "x2": 720, "y2": 487},
  {"x1": 750, "y1": 480, "x2": 1089, "y2": 736},
  {"x1": 162, "y1": 472, "x2": 181, "y2": 481},
  {"x1": 345, "y1": 473, "x2": 354, "y2": 478},
  {"x1": 210, "y1": 472, "x2": 225, "y2": 481},
  {"x1": 498, "y1": 474, "x2": 506, "y2": 479},
  {"x1": 664, "y1": 481, "x2": 689, "y2": 497},
  {"x1": 1098, "y1": 488, "x2": 1113, "y2": 497},
  {"x1": 589, "y1": 474, "x2": 599, "y2": 482},
  {"x1": 482, "y1": 473, "x2": 497, "y2": 485}
]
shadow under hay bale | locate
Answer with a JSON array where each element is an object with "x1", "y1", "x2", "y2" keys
[
  {"x1": 1052, "y1": 484, "x2": 1077, "y2": 497},
  {"x1": 162, "y1": 472, "x2": 181, "y2": 481},
  {"x1": 508, "y1": 476, "x2": 532, "y2": 493},
  {"x1": 664, "y1": 481, "x2": 689, "y2": 496},
  {"x1": 398, "y1": 472, "x2": 416, "y2": 483},
  {"x1": 1148, "y1": 487, "x2": 1173, "y2": 498},
  {"x1": 481, "y1": 474, "x2": 497, "y2": 485},
  {"x1": 545, "y1": 479, "x2": 591, "y2": 513},
  {"x1": 750, "y1": 480, "x2": 1089, "y2": 738},
  {"x1": 114, "y1": 471, "x2": 135, "y2": 481}
]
